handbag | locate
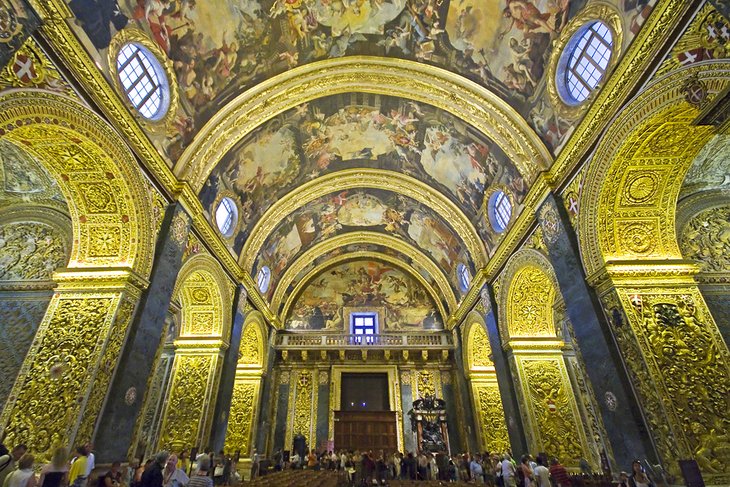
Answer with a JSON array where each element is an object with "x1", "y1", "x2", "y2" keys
[{"x1": 214, "y1": 466, "x2": 224, "y2": 477}]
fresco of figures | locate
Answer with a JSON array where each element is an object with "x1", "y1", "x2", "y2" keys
[
  {"x1": 278, "y1": 242, "x2": 446, "y2": 312},
  {"x1": 199, "y1": 95, "x2": 526, "y2": 253},
  {"x1": 253, "y1": 188, "x2": 472, "y2": 299},
  {"x1": 286, "y1": 259, "x2": 443, "y2": 330},
  {"x1": 67, "y1": 0, "x2": 654, "y2": 159}
]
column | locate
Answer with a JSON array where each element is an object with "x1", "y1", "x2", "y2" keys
[
  {"x1": 0, "y1": 268, "x2": 145, "y2": 462},
  {"x1": 210, "y1": 286, "x2": 247, "y2": 452},
  {"x1": 96, "y1": 205, "x2": 190, "y2": 463},
  {"x1": 399, "y1": 367, "x2": 416, "y2": 453},
  {"x1": 482, "y1": 286, "x2": 528, "y2": 456},
  {"x1": 537, "y1": 194, "x2": 657, "y2": 470},
  {"x1": 271, "y1": 365, "x2": 292, "y2": 452},
  {"x1": 254, "y1": 327, "x2": 277, "y2": 454},
  {"x1": 450, "y1": 330, "x2": 478, "y2": 453},
  {"x1": 315, "y1": 366, "x2": 331, "y2": 451}
]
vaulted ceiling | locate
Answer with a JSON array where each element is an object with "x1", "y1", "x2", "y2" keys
[{"x1": 63, "y1": 0, "x2": 655, "y2": 326}]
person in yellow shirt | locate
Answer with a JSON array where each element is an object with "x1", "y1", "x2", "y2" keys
[{"x1": 69, "y1": 446, "x2": 89, "y2": 487}]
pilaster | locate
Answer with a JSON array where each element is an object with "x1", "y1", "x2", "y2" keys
[
  {"x1": 537, "y1": 193, "x2": 656, "y2": 471},
  {"x1": 96, "y1": 204, "x2": 189, "y2": 463},
  {"x1": 0, "y1": 267, "x2": 146, "y2": 462}
]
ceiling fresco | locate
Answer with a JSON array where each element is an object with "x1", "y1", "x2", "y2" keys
[
  {"x1": 286, "y1": 259, "x2": 443, "y2": 331},
  {"x1": 198, "y1": 94, "x2": 526, "y2": 253},
  {"x1": 67, "y1": 0, "x2": 653, "y2": 161},
  {"x1": 253, "y1": 188, "x2": 472, "y2": 301},
  {"x1": 276, "y1": 241, "x2": 451, "y2": 313}
]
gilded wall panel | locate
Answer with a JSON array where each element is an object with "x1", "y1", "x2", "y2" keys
[
  {"x1": 0, "y1": 294, "x2": 118, "y2": 460},
  {"x1": 224, "y1": 380, "x2": 259, "y2": 455},
  {"x1": 515, "y1": 355, "x2": 590, "y2": 469},
  {"x1": 157, "y1": 353, "x2": 219, "y2": 451},
  {"x1": 472, "y1": 380, "x2": 510, "y2": 455},
  {"x1": 506, "y1": 265, "x2": 557, "y2": 338},
  {"x1": 679, "y1": 205, "x2": 730, "y2": 273},
  {"x1": 286, "y1": 370, "x2": 318, "y2": 451},
  {"x1": 612, "y1": 287, "x2": 730, "y2": 481},
  {"x1": 0, "y1": 222, "x2": 68, "y2": 281}
]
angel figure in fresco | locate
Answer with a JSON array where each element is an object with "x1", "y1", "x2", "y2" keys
[{"x1": 499, "y1": 0, "x2": 557, "y2": 38}]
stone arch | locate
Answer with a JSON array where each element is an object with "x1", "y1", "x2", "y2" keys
[
  {"x1": 578, "y1": 61, "x2": 730, "y2": 276},
  {"x1": 462, "y1": 311, "x2": 493, "y2": 374},
  {"x1": 498, "y1": 249, "x2": 560, "y2": 341},
  {"x1": 172, "y1": 253, "x2": 234, "y2": 340},
  {"x1": 239, "y1": 311, "x2": 267, "y2": 368},
  {"x1": 0, "y1": 90, "x2": 157, "y2": 276}
]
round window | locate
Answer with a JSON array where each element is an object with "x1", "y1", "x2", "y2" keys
[
  {"x1": 488, "y1": 191, "x2": 512, "y2": 233},
  {"x1": 257, "y1": 266, "x2": 271, "y2": 293},
  {"x1": 457, "y1": 263, "x2": 471, "y2": 292},
  {"x1": 558, "y1": 21, "x2": 614, "y2": 105},
  {"x1": 116, "y1": 42, "x2": 170, "y2": 120},
  {"x1": 215, "y1": 197, "x2": 238, "y2": 237}
]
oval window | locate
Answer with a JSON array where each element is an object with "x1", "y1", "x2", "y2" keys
[
  {"x1": 559, "y1": 21, "x2": 614, "y2": 105},
  {"x1": 116, "y1": 42, "x2": 170, "y2": 120}
]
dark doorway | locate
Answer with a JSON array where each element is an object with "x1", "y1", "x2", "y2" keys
[{"x1": 341, "y1": 373, "x2": 389, "y2": 411}]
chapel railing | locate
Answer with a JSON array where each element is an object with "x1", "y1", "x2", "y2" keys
[{"x1": 274, "y1": 332, "x2": 452, "y2": 349}]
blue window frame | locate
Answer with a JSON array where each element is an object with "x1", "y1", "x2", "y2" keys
[{"x1": 351, "y1": 312, "x2": 378, "y2": 344}]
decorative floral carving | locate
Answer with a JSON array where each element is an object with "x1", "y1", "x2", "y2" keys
[
  {"x1": 224, "y1": 381, "x2": 256, "y2": 455},
  {"x1": 507, "y1": 266, "x2": 556, "y2": 337},
  {"x1": 519, "y1": 358, "x2": 587, "y2": 468},
  {"x1": 469, "y1": 323, "x2": 493, "y2": 369},
  {"x1": 474, "y1": 384, "x2": 510, "y2": 454},
  {"x1": 292, "y1": 371, "x2": 315, "y2": 448},
  {"x1": 0, "y1": 222, "x2": 68, "y2": 280},
  {"x1": 239, "y1": 323, "x2": 260, "y2": 366},
  {"x1": 679, "y1": 206, "x2": 730, "y2": 273}
]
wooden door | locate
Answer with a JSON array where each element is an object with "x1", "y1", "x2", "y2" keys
[{"x1": 333, "y1": 410, "x2": 398, "y2": 452}]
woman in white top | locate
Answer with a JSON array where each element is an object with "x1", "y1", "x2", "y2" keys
[
  {"x1": 3, "y1": 454, "x2": 37, "y2": 487},
  {"x1": 163, "y1": 455, "x2": 189, "y2": 487}
]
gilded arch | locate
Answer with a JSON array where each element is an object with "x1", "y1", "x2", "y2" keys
[
  {"x1": 239, "y1": 311, "x2": 267, "y2": 368},
  {"x1": 175, "y1": 57, "x2": 552, "y2": 190},
  {"x1": 281, "y1": 252, "x2": 448, "y2": 327},
  {"x1": 172, "y1": 253, "x2": 234, "y2": 340},
  {"x1": 578, "y1": 62, "x2": 730, "y2": 276},
  {"x1": 0, "y1": 90, "x2": 157, "y2": 276},
  {"x1": 241, "y1": 169, "x2": 488, "y2": 274},
  {"x1": 271, "y1": 232, "x2": 457, "y2": 316},
  {"x1": 462, "y1": 311, "x2": 493, "y2": 373},
  {"x1": 497, "y1": 249, "x2": 560, "y2": 341}
]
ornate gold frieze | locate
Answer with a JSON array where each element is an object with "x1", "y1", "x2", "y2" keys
[
  {"x1": 472, "y1": 380, "x2": 510, "y2": 455},
  {"x1": 157, "y1": 352, "x2": 221, "y2": 451},
  {"x1": 678, "y1": 205, "x2": 730, "y2": 274},
  {"x1": 241, "y1": 169, "x2": 488, "y2": 274},
  {"x1": 0, "y1": 91, "x2": 156, "y2": 276},
  {"x1": 271, "y1": 232, "x2": 457, "y2": 316},
  {"x1": 286, "y1": 369, "x2": 318, "y2": 451}
]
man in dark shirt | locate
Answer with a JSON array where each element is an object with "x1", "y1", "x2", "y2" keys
[{"x1": 141, "y1": 452, "x2": 169, "y2": 487}]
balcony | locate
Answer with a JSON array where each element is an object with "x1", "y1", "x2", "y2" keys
[{"x1": 274, "y1": 332, "x2": 453, "y2": 350}]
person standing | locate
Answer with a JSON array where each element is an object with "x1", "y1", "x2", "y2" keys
[
  {"x1": 250, "y1": 449, "x2": 259, "y2": 480},
  {"x1": 69, "y1": 446, "x2": 89, "y2": 487},
  {"x1": 3, "y1": 454, "x2": 37, "y2": 487},
  {"x1": 548, "y1": 458, "x2": 571, "y2": 487},
  {"x1": 520, "y1": 455, "x2": 534, "y2": 487},
  {"x1": 84, "y1": 445, "x2": 95, "y2": 484},
  {"x1": 39, "y1": 447, "x2": 69, "y2": 487},
  {"x1": 141, "y1": 452, "x2": 169, "y2": 487},
  {"x1": 186, "y1": 458, "x2": 211, "y2": 487},
  {"x1": 629, "y1": 460, "x2": 654, "y2": 487},
  {"x1": 533, "y1": 457, "x2": 550, "y2": 487},
  {"x1": 0, "y1": 445, "x2": 28, "y2": 487},
  {"x1": 470, "y1": 454, "x2": 484, "y2": 484},
  {"x1": 163, "y1": 455, "x2": 189, "y2": 487},
  {"x1": 501, "y1": 454, "x2": 517, "y2": 487}
]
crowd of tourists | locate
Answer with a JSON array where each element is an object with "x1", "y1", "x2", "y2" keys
[
  {"x1": 1, "y1": 441, "x2": 656, "y2": 487},
  {"x1": 0, "y1": 443, "x2": 240, "y2": 487},
  {"x1": 255, "y1": 448, "x2": 656, "y2": 487}
]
